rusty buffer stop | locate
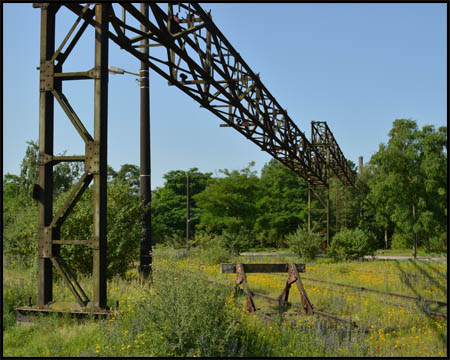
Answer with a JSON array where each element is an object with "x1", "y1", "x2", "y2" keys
[{"x1": 220, "y1": 263, "x2": 313, "y2": 314}]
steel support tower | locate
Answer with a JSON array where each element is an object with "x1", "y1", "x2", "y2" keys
[{"x1": 24, "y1": 3, "x2": 355, "y2": 316}]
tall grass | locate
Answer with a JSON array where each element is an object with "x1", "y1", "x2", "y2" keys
[{"x1": 3, "y1": 251, "x2": 447, "y2": 357}]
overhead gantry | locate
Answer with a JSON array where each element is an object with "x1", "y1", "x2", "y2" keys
[{"x1": 31, "y1": 3, "x2": 355, "y2": 313}]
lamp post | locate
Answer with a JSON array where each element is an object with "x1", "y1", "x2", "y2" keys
[
  {"x1": 139, "y1": 3, "x2": 151, "y2": 279},
  {"x1": 108, "y1": 53, "x2": 152, "y2": 280}
]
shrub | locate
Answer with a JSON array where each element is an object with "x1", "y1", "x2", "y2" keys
[
  {"x1": 328, "y1": 228, "x2": 374, "y2": 261},
  {"x1": 3, "y1": 260, "x2": 36, "y2": 330},
  {"x1": 428, "y1": 232, "x2": 447, "y2": 252},
  {"x1": 286, "y1": 227, "x2": 322, "y2": 262},
  {"x1": 193, "y1": 232, "x2": 231, "y2": 264},
  {"x1": 164, "y1": 232, "x2": 187, "y2": 249},
  {"x1": 4, "y1": 181, "x2": 143, "y2": 278},
  {"x1": 99, "y1": 266, "x2": 243, "y2": 357},
  {"x1": 59, "y1": 181, "x2": 143, "y2": 278},
  {"x1": 3, "y1": 196, "x2": 38, "y2": 267},
  {"x1": 391, "y1": 233, "x2": 412, "y2": 250},
  {"x1": 219, "y1": 228, "x2": 255, "y2": 256}
]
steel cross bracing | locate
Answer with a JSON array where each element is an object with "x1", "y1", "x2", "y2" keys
[
  {"x1": 64, "y1": 2, "x2": 331, "y2": 186},
  {"x1": 311, "y1": 121, "x2": 355, "y2": 186}
]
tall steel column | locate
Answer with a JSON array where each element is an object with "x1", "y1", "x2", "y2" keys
[
  {"x1": 139, "y1": 3, "x2": 152, "y2": 279},
  {"x1": 37, "y1": 3, "x2": 57, "y2": 306},
  {"x1": 186, "y1": 174, "x2": 191, "y2": 249},
  {"x1": 307, "y1": 185, "x2": 311, "y2": 233},
  {"x1": 92, "y1": 4, "x2": 108, "y2": 309},
  {"x1": 325, "y1": 147, "x2": 330, "y2": 249},
  {"x1": 335, "y1": 182, "x2": 339, "y2": 233}
]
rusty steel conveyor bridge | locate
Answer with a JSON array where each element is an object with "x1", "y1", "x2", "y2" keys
[{"x1": 27, "y1": 3, "x2": 355, "y2": 316}]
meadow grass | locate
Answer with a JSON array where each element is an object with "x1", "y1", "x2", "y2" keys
[{"x1": 2, "y1": 251, "x2": 447, "y2": 357}]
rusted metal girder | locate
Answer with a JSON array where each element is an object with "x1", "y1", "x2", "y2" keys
[
  {"x1": 64, "y1": 3, "x2": 329, "y2": 186},
  {"x1": 309, "y1": 121, "x2": 355, "y2": 247},
  {"x1": 311, "y1": 121, "x2": 355, "y2": 186},
  {"x1": 37, "y1": 2, "x2": 58, "y2": 306},
  {"x1": 33, "y1": 3, "x2": 109, "y2": 312}
]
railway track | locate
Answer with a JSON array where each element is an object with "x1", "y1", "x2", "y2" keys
[
  {"x1": 300, "y1": 276, "x2": 447, "y2": 307},
  {"x1": 206, "y1": 279, "x2": 357, "y2": 327},
  {"x1": 307, "y1": 281, "x2": 447, "y2": 319},
  {"x1": 206, "y1": 273, "x2": 447, "y2": 327}
]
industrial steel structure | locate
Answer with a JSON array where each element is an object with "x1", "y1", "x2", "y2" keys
[{"x1": 29, "y1": 3, "x2": 355, "y2": 314}]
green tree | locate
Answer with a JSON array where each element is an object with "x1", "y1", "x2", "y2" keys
[
  {"x1": 8, "y1": 139, "x2": 83, "y2": 198},
  {"x1": 151, "y1": 168, "x2": 212, "y2": 245},
  {"x1": 254, "y1": 158, "x2": 309, "y2": 247},
  {"x1": 194, "y1": 162, "x2": 259, "y2": 237},
  {"x1": 368, "y1": 119, "x2": 447, "y2": 254},
  {"x1": 111, "y1": 163, "x2": 140, "y2": 194}
]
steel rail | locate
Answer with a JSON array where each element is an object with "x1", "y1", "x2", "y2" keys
[
  {"x1": 308, "y1": 280, "x2": 447, "y2": 319},
  {"x1": 301, "y1": 276, "x2": 447, "y2": 307},
  {"x1": 206, "y1": 279, "x2": 357, "y2": 327}
]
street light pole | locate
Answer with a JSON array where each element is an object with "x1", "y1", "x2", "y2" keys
[
  {"x1": 139, "y1": 3, "x2": 151, "y2": 280},
  {"x1": 186, "y1": 174, "x2": 190, "y2": 250}
]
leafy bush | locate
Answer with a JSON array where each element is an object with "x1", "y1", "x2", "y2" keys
[
  {"x1": 192, "y1": 232, "x2": 231, "y2": 264},
  {"x1": 60, "y1": 181, "x2": 143, "y2": 277},
  {"x1": 391, "y1": 233, "x2": 413, "y2": 250},
  {"x1": 99, "y1": 266, "x2": 243, "y2": 357},
  {"x1": 3, "y1": 260, "x2": 36, "y2": 330},
  {"x1": 428, "y1": 232, "x2": 447, "y2": 252},
  {"x1": 3, "y1": 195, "x2": 38, "y2": 267},
  {"x1": 219, "y1": 228, "x2": 255, "y2": 256},
  {"x1": 163, "y1": 232, "x2": 187, "y2": 249},
  {"x1": 328, "y1": 228, "x2": 374, "y2": 261},
  {"x1": 286, "y1": 227, "x2": 322, "y2": 262},
  {"x1": 4, "y1": 181, "x2": 143, "y2": 278}
]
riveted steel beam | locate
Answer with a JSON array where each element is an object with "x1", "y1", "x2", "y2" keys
[
  {"x1": 37, "y1": 2, "x2": 58, "y2": 306},
  {"x1": 92, "y1": 3, "x2": 109, "y2": 309}
]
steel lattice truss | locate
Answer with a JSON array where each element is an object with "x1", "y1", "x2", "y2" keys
[
  {"x1": 61, "y1": 2, "x2": 350, "y2": 187},
  {"x1": 311, "y1": 122, "x2": 355, "y2": 186}
]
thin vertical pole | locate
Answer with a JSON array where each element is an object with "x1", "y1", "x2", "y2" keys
[
  {"x1": 343, "y1": 185, "x2": 347, "y2": 229},
  {"x1": 326, "y1": 187, "x2": 330, "y2": 248},
  {"x1": 37, "y1": 3, "x2": 56, "y2": 306},
  {"x1": 93, "y1": 3, "x2": 108, "y2": 309},
  {"x1": 186, "y1": 174, "x2": 191, "y2": 249},
  {"x1": 326, "y1": 146, "x2": 330, "y2": 249},
  {"x1": 413, "y1": 204, "x2": 417, "y2": 259},
  {"x1": 139, "y1": 2, "x2": 151, "y2": 279},
  {"x1": 307, "y1": 185, "x2": 311, "y2": 233},
  {"x1": 335, "y1": 181, "x2": 339, "y2": 233}
]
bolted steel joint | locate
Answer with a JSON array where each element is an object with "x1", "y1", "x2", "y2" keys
[
  {"x1": 39, "y1": 226, "x2": 53, "y2": 258},
  {"x1": 38, "y1": 153, "x2": 53, "y2": 165},
  {"x1": 88, "y1": 237, "x2": 100, "y2": 250},
  {"x1": 88, "y1": 67, "x2": 101, "y2": 80},
  {"x1": 40, "y1": 60, "x2": 54, "y2": 92},
  {"x1": 85, "y1": 141, "x2": 100, "y2": 174}
]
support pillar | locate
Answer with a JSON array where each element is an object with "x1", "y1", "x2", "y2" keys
[
  {"x1": 343, "y1": 184, "x2": 347, "y2": 229},
  {"x1": 307, "y1": 185, "x2": 311, "y2": 233},
  {"x1": 335, "y1": 181, "x2": 339, "y2": 233},
  {"x1": 325, "y1": 148, "x2": 330, "y2": 249},
  {"x1": 326, "y1": 186, "x2": 330, "y2": 249},
  {"x1": 92, "y1": 4, "x2": 108, "y2": 309},
  {"x1": 139, "y1": 2, "x2": 152, "y2": 279},
  {"x1": 186, "y1": 174, "x2": 191, "y2": 249},
  {"x1": 37, "y1": 3, "x2": 57, "y2": 306}
]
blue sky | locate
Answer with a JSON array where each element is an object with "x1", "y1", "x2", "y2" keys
[{"x1": 3, "y1": 3, "x2": 447, "y2": 189}]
